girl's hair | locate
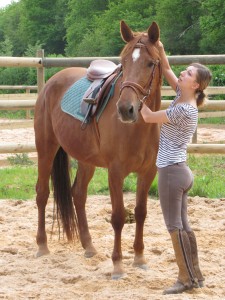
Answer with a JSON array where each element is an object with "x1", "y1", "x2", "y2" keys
[{"x1": 191, "y1": 63, "x2": 212, "y2": 107}]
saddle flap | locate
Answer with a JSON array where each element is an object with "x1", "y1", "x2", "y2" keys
[{"x1": 87, "y1": 59, "x2": 118, "y2": 81}]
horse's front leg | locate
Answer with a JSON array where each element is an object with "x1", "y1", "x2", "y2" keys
[
  {"x1": 133, "y1": 167, "x2": 157, "y2": 269},
  {"x1": 108, "y1": 167, "x2": 126, "y2": 279}
]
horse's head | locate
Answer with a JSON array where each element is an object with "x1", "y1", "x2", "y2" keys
[{"x1": 116, "y1": 21, "x2": 162, "y2": 123}]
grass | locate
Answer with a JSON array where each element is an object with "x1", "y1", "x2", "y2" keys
[
  {"x1": 0, "y1": 110, "x2": 30, "y2": 119},
  {"x1": 188, "y1": 155, "x2": 225, "y2": 198},
  {"x1": 0, "y1": 154, "x2": 224, "y2": 200},
  {"x1": 199, "y1": 117, "x2": 225, "y2": 125},
  {"x1": 0, "y1": 166, "x2": 37, "y2": 199}
]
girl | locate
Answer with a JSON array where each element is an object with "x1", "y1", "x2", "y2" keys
[{"x1": 141, "y1": 41, "x2": 212, "y2": 294}]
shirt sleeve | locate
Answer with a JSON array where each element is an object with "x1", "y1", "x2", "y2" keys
[{"x1": 166, "y1": 105, "x2": 191, "y2": 126}]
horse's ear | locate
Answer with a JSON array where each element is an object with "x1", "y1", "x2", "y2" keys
[
  {"x1": 148, "y1": 21, "x2": 160, "y2": 44},
  {"x1": 120, "y1": 20, "x2": 134, "y2": 43}
]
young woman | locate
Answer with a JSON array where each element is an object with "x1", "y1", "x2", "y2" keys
[{"x1": 141, "y1": 41, "x2": 212, "y2": 294}]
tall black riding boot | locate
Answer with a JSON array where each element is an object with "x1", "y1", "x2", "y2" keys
[
  {"x1": 187, "y1": 230, "x2": 205, "y2": 287},
  {"x1": 163, "y1": 229, "x2": 199, "y2": 295}
]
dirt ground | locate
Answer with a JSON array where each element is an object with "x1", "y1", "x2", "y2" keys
[
  {"x1": 0, "y1": 122, "x2": 225, "y2": 299},
  {"x1": 0, "y1": 195, "x2": 225, "y2": 300}
]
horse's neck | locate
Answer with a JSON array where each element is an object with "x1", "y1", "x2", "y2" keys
[{"x1": 149, "y1": 88, "x2": 161, "y2": 112}]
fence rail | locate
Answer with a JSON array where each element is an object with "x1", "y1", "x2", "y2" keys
[
  {"x1": 0, "y1": 53, "x2": 224, "y2": 156},
  {"x1": 0, "y1": 142, "x2": 224, "y2": 155},
  {"x1": 1, "y1": 54, "x2": 225, "y2": 68},
  {"x1": 0, "y1": 99, "x2": 224, "y2": 111}
]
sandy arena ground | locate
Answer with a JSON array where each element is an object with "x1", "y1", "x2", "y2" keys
[
  {"x1": 0, "y1": 122, "x2": 225, "y2": 299},
  {"x1": 0, "y1": 195, "x2": 225, "y2": 300}
]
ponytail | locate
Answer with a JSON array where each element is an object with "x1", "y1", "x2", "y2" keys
[{"x1": 196, "y1": 90, "x2": 206, "y2": 107}]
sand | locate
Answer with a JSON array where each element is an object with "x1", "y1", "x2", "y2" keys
[{"x1": 0, "y1": 195, "x2": 225, "y2": 300}]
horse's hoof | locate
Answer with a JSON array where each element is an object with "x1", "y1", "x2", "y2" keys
[
  {"x1": 133, "y1": 255, "x2": 147, "y2": 270},
  {"x1": 36, "y1": 245, "x2": 50, "y2": 258},
  {"x1": 133, "y1": 263, "x2": 149, "y2": 270},
  {"x1": 84, "y1": 248, "x2": 97, "y2": 258},
  {"x1": 111, "y1": 272, "x2": 127, "y2": 280}
]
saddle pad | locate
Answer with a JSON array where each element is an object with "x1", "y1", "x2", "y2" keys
[{"x1": 61, "y1": 77, "x2": 92, "y2": 122}]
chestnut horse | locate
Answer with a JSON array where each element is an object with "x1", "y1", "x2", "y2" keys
[{"x1": 34, "y1": 20, "x2": 162, "y2": 279}]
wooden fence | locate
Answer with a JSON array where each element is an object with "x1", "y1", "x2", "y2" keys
[{"x1": 0, "y1": 52, "x2": 225, "y2": 156}]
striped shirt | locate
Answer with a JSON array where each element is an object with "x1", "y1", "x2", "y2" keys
[{"x1": 156, "y1": 88, "x2": 198, "y2": 168}]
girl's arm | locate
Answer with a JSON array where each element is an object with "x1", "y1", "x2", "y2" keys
[
  {"x1": 156, "y1": 41, "x2": 178, "y2": 91},
  {"x1": 141, "y1": 103, "x2": 169, "y2": 124}
]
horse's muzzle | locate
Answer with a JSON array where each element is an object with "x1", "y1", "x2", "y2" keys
[{"x1": 116, "y1": 100, "x2": 138, "y2": 123}]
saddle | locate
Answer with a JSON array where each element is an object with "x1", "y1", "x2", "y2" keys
[{"x1": 80, "y1": 60, "x2": 121, "y2": 124}]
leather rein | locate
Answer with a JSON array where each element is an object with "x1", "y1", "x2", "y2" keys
[{"x1": 119, "y1": 42, "x2": 160, "y2": 111}]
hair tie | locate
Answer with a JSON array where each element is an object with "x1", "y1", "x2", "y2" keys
[{"x1": 196, "y1": 89, "x2": 203, "y2": 95}]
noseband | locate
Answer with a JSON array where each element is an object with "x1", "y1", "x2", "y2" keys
[{"x1": 120, "y1": 42, "x2": 160, "y2": 111}]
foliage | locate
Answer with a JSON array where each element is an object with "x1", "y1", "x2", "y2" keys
[
  {"x1": 69, "y1": 0, "x2": 157, "y2": 56},
  {"x1": 17, "y1": 0, "x2": 69, "y2": 55},
  {"x1": 0, "y1": 0, "x2": 225, "y2": 57},
  {"x1": 155, "y1": 0, "x2": 201, "y2": 54},
  {"x1": 65, "y1": 0, "x2": 109, "y2": 56},
  {"x1": 0, "y1": 1, "x2": 25, "y2": 56},
  {"x1": 0, "y1": 37, "x2": 13, "y2": 56},
  {"x1": 7, "y1": 153, "x2": 34, "y2": 165},
  {"x1": 200, "y1": 0, "x2": 225, "y2": 54}
]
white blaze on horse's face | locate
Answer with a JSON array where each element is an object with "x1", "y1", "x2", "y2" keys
[{"x1": 132, "y1": 48, "x2": 140, "y2": 62}]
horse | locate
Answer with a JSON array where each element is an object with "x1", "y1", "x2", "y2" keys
[{"x1": 34, "y1": 20, "x2": 162, "y2": 279}]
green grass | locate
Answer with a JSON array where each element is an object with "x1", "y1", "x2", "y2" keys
[
  {"x1": 188, "y1": 155, "x2": 225, "y2": 198},
  {"x1": 199, "y1": 117, "x2": 225, "y2": 125},
  {"x1": 0, "y1": 166, "x2": 37, "y2": 199},
  {"x1": 0, "y1": 110, "x2": 30, "y2": 119},
  {"x1": 0, "y1": 154, "x2": 224, "y2": 200}
]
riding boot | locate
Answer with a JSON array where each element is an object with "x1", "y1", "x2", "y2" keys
[
  {"x1": 187, "y1": 230, "x2": 205, "y2": 287},
  {"x1": 163, "y1": 229, "x2": 199, "y2": 295}
]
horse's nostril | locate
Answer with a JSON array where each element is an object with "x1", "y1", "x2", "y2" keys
[{"x1": 128, "y1": 106, "x2": 134, "y2": 115}]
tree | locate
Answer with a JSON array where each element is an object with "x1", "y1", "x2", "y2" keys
[
  {"x1": 19, "y1": 0, "x2": 69, "y2": 55},
  {"x1": 66, "y1": 0, "x2": 157, "y2": 57},
  {"x1": 200, "y1": 0, "x2": 225, "y2": 54},
  {"x1": 0, "y1": 37, "x2": 13, "y2": 56},
  {"x1": 155, "y1": 0, "x2": 201, "y2": 55},
  {"x1": 65, "y1": 0, "x2": 109, "y2": 56},
  {"x1": 0, "y1": 2, "x2": 25, "y2": 56}
]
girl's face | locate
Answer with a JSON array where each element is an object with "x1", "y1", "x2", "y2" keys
[{"x1": 178, "y1": 66, "x2": 200, "y2": 91}]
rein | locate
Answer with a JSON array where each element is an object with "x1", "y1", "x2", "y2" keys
[{"x1": 119, "y1": 42, "x2": 160, "y2": 111}]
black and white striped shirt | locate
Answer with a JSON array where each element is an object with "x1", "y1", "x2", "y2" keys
[{"x1": 156, "y1": 88, "x2": 198, "y2": 168}]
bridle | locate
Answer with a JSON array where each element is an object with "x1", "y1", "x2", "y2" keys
[{"x1": 119, "y1": 42, "x2": 161, "y2": 111}]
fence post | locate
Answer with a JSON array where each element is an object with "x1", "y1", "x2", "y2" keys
[
  {"x1": 192, "y1": 128, "x2": 197, "y2": 143},
  {"x1": 25, "y1": 87, "x2": 31, "y2": 119},
  {"x1": 36, "y1": 49, "x2": 45, "y2": 94}
]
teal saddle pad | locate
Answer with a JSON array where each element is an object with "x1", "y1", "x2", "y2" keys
[{"x1": 61, "y1": 77, "x2": 92, "y2": 122}]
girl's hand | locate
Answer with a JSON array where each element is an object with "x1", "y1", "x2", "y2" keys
[
  {"x1": 140, "y1": 103, "x2": 152, "y2": 123},
  {"x1": 155, "y1": 40, "x2": 164, "y2": 52}
]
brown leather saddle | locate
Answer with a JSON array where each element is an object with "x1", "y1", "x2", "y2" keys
[{"x1": 80, "y1": 60, "x2": 121, "y2": 124}]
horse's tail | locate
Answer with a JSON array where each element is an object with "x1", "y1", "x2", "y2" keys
[{"x1": 51, "y1": 147, "x2": 78, "y2": 241}]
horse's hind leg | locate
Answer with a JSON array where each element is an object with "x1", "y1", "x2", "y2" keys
[
  {"x1": 71, "y1": 161, "x2": 97, "y2": 258},
  {"x1": 35, "y1": 143, "x2": 58, "y2": 257}
]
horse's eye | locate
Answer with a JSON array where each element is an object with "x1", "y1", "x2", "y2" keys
[{"x1": 148, "y1": 62, "x2": 154, "y2": 67}]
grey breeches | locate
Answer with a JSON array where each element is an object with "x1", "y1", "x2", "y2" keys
[{"x1": 157, "y1": 162, "x2": 193, "y2": 232}]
